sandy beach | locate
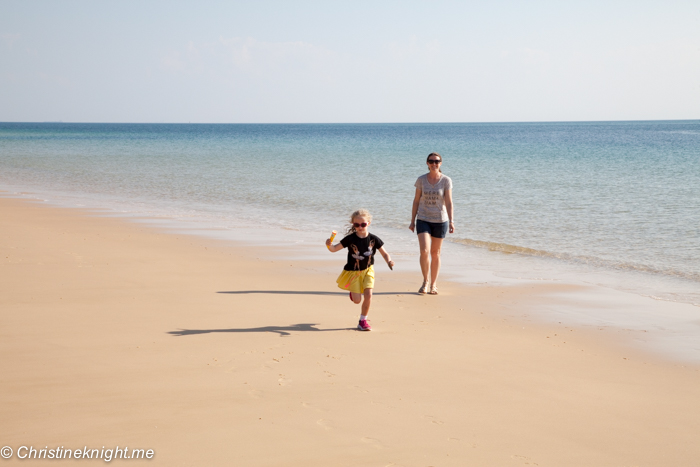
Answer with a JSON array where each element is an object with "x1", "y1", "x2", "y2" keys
[{"x1": 1, "y1": 196, "x2": 699, "y2": 466}]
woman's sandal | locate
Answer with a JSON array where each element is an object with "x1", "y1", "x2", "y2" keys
[
  {"x1": 429, "y1": 284, "x2": 438, "y2": 295},
  {"x1": 418, "y1": 281, "x2": 429, "y2": 294}
]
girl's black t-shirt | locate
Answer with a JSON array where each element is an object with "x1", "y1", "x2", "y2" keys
[{"x1": 340, "y1": 233, "x2": 384, "y2": 271}]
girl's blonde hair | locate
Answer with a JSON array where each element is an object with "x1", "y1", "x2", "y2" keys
[{"x1": 346, "y1": 208, "x2": 372, "y2": 234}]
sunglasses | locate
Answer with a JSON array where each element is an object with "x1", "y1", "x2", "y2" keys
[
  {"x1": 428, "y1": 159, "x2": 442, "y2": 164},
  {"x1": 353, "y1": 222, "x2": 368, "y2": 228}
]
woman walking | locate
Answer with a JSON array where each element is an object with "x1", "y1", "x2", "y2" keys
[{"x1": 409, "y1": 153, "x2": 454, "y2": 294}]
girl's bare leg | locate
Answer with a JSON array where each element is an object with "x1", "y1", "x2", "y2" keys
[
  {"x1": 350, "y1": 292, "x2": 362, "y2": 304},
  {"x1": 361, "y1": 288, "x2": 373, "y2": 318}
]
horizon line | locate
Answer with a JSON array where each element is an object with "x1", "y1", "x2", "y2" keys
[{"x1": 1, "y1": 118, "x2": 698, "y2": 125}]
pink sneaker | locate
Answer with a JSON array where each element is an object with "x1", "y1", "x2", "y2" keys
[{"x1": 357, "y1": 319, "x2": 371, "y2": 331}]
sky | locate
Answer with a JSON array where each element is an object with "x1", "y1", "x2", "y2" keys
[{"x1": 1, "y1": 0, "x2": 699, "y2": 123}]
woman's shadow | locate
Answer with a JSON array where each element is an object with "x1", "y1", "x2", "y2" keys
[{"x1": 216, "y1": 290, "x2": 418, "y2": 296}]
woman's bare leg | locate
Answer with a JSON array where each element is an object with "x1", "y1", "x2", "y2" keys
[
  {"x1": 430, "y1": 236, "x2": 444, "y2": 286},
  {"x1": 417, "y1": 232, "x2": 431, "y2": 283}
]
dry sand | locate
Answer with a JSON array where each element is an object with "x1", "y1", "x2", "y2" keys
[{"x1": 1, "y1": 197, "x2": 699, "y2": 466}]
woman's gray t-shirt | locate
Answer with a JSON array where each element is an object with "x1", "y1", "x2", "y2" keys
[{"x1": 415, "y1": 174, "x2": 453, "y2": 223}]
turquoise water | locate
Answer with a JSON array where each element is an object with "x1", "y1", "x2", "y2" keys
[{"x1": 1, "y1": 121, "x2": 699, "y2": 305}]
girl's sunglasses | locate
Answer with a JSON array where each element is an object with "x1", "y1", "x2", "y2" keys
[
  {"x1": 428, "y1": 159, "x2": 442, "y2": 164},
  {"x1": 353, "y1": 223, "x2": 368, "y2": 228}
]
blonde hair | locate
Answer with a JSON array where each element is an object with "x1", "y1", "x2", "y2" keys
[{"x1": 346, "y1": 208, "x2": 372, "y2": 234}]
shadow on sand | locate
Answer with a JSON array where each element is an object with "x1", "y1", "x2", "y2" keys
[
  {"x1": 168, "y1": 323, "x2": 353, "y2": 337},
  {"x1": 168, "y1": 290, "x2": 415, "y2": 337},
  {"x1": 217, "y1": 290, "x2": 418, "y2": 296}
]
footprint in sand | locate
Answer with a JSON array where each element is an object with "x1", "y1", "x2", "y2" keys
[
  {"x1": 361, "y1": 437, "x2": 384, "y2": 449},
  {"x1": 511, "y1": 454, "x2": 538, "y2": 465},
  {"x1": 248, "y1": 389, "x2": 264, "y2": 399},
  {"x1": 316, "y1": 419, "x2": 334, "y2": 430},
  {"x1": 278, "y1": 374, "x2": 290, "y2": 386},
  {"x1": 302, "y1": 402, "x2": 325, "y2": 412},
  {"x1": 424, "y1": 415, "x2": 444, "y2": 425}
]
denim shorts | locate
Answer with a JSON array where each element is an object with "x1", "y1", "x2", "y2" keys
[{"x1": 416, "y1": 219, "x2": 449, "y2": 238}]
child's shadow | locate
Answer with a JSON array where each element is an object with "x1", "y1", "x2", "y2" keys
[{"x1": 168, "y1": 323, "x2": 352, "y2": 337}]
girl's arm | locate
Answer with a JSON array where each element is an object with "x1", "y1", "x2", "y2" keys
[
  {"x1": 444, "y1": 188, "x2": 455, "y2": 234},
  {"x1": 377, "y1": 246, "x2": 395, "y2": 269},
  {"x1": 409, "y1": 187, "x2": 422, "y2": 232},
  {"x1": 325, "y1": 238, "x2": 344, "y2": 253}
]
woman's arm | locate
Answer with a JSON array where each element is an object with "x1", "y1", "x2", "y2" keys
[
  {"x1": 444, "y1": 188, "x2": 455, "y2": 234},
  {"x1": 377, "y1": 246, "x2": 394, "y2": 269},
  {"x1": 409, "y1": 187, "x2": 422, "y2": 232}
]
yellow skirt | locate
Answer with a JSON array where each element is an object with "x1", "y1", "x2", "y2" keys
[{"x1": 336, "y1": 265, "x2": 375, "y2": 294}]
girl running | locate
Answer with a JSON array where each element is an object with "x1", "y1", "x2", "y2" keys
[{"x1": 326, "y1": 209, "x2": 394, "y2": 331}]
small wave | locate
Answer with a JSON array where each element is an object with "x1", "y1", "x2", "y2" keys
[
  {"x1": 453, "y1": 238, "x2": 550, "y2": 256},
  {"x1": 451, "y1": 237, "x2": 700, "y2": 283},
  {"x1": 660, "y1": 130, "x2": 700, "y2": 136}
]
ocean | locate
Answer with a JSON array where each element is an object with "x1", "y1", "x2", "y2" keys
[{"x1": 1, "y1": 121, "x2": 699, "y2": 308}]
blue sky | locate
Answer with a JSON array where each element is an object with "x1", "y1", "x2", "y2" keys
[{"x1": 1, "y1": 0, "x2": 698, "y2": 123}]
